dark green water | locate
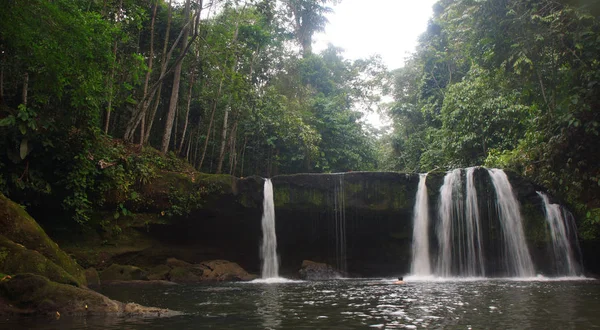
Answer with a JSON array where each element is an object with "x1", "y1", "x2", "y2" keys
[{"x1": 2, "y1": 278, "x2": 599, "y2": 329}]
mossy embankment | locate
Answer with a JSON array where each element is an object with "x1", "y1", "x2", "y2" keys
[{"x1": 0, "y1": 193, "x2": 178, "y2": 316}]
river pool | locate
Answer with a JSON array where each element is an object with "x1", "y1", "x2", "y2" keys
[{"x1": 2, "y1": 277, "x2": 599, "y2": 329}]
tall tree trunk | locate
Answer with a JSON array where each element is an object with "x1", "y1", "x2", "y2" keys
[
  {"x1": 125, "y1": 0, "x2": 203, "y2": 142},
  {"x1": 227, "y1": 119, "x2": 238, "y2": 175},
  {"x1": 215, "y1": 104, "x2": 230, "y2": 174},
  {"x1": 104, "y1": 0, "x2": 123, "y2": 134},
  {"x1": 215, "y1": 13, "x2": 243, "y2": 173},
  {"x1": 178, "y1": 72, "x2": 195, "y2": 154},
  {"x1": 198, "y1": 74, "x2": 225, "y2": 170},
  {"x1": 240, "y1": 135, "x2": 247, "y2": 177},
  {"x1": 104, "y1": 39, "x2": 118, "y2": 134},
  {"x1": 140, "y1": 0, "x2": 158, "y2": 145},
  {"x1": 160, "y1": 0, "x2": 191, "y2": 154}
]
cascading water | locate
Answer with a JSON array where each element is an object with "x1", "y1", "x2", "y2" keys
[
  {"x1": 465, "y1": 167, "x2": 485, "y2": 277},
  {"x1": 435, "y1": 169, "x2": 485, "y2": 277},
  {"x1": 333, "y1": 174, "x2": 347, "y2": 274},
  {"x1": 488, "y1": 169, "x2": 535, "y2": 277},
  {"x1": 260, "y1": 179, "x2": 279, "y2": 278},
  {"x1": 410, "y1": 173, "x2": 432, "y2": 276},
  {"x1": 537, "y1": 191, "x2": 581, "y2": 276},
  {"x1": 436, "y1": 169, "x2": 462, "y2": 277}
]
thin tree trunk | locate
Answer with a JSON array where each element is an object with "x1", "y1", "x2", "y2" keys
[
  {"x1": 178, "y1": 72, "x2": 195, "y2": 154},
  {"x1": 125, "y1": 0, "x2": 203, "y2": 141},
  {"x1": 160, "y1": 0, "x2": 191, "y2": 154},
  {"x1": 139, "y1": 0, "x2": 158, "y2": 145},
  {"x1": 198, "y1": 74, "x2": 225, "y2": 170},
  {"x1": 240, "y1": 135, "x2": 247, "y2": 177},
  {"x1": 185, "y1": 130, "x2": 192, "y2": 161},
  {"x1": 227, "y1": 119, "x2": 238, "y2": 175},
  {"x1": 104, "y1": 40, "x2": 118, "y2": 134},
  {"x1": 104, "y1": 0, "x2": 123, "y2": 134},
  {"x1": 215, "y1": 104, "x2": 230, "y2": 174}
]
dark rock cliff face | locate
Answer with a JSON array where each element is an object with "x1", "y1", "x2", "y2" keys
[{"x1": 64, "y1": 169, "x2": 584, "y2": 278}]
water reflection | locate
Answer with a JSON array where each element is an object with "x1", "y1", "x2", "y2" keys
[
  {"x1": 1, "y1": 279, "x2": 598, "y2": 329},
  {"x1": 257, "y1": 284, "x2": 282, "y2": 329}
]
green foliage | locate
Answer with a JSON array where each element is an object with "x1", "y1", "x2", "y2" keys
[{"x1": 386, "y1": 0, "x2": 600, "y2": 237}]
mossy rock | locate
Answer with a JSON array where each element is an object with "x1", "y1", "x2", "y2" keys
[
  {"x1": 84, "y1": 268, "x2": 101, "y2": 286},
  {"x1": 0, "y1": 235, "x2": 80, "y2": 287},
  {"x1": 99, "y1": 264, "x2": 148, "y2": 282},
  {"x1": 0, "y1": 274, "x2": 177, "y2": 316},
  {"x1": 0, "y1": 194, "x2": 86, "y2": 285},
  {"x1": 198, "y1": 260, "x2": 256, "y2": 281},
  {"x1": 147, "y1": 265, "x2": 171, "y2": 281},
  {"x1": 168, "y1": 267, "x2": 202, "y2": 283}
]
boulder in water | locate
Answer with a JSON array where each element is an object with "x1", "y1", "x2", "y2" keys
[
  {"x1": 0, "y1": 274, "x2": 179, "y2": 317},
  {"x1": 198, "y1": 260, "x2": 257, "y2": 281},
  {"x1": 298, "y1": 260, "x2": 342, "y2": 280},
  {"x1": 99, "y1": 264, "x2": 148, "y2": 282}
]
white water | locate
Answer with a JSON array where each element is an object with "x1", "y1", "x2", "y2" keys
[
  {"x1": 436, "y1": 169, "x2": 462, "y2": 277},
  {"x1": 487, "y1": 169, "x2": 535, "y2": 277},
  {"x1": 260, "y1": 179, "x2": 279, "y2": 278},
  {"x1": 537, "y1": 191, "x2": 580, "y2": 276},
  {"x1": 411, "y1": 173, "x2": 431, "y2": 276},
  {"x1": 465, "y1": 167, "x2": 485, "y2": 276}
]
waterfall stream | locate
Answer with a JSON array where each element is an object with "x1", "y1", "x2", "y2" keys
[
  {"x1": 537, "y1": 191, "x2": 581, "y2": 276},
  {"x1": 260, "y1": 179, "x2": 279, "y2": 278},
  {"x1": 465, "y1": 167, "x2": 485, "y2": 276},
  {"x1": 411, "y1": 173, "x2": 432, "y2": 276},
  {"x1": 436, "y1": 169, "x2": 462, "y2": 276},
  {"x1": 488, "y1": 169, "x2": 535, "y2": 277}
]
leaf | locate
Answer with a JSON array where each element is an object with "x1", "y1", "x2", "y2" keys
[
  {"x1": 19, "y1": 123, "x2": 27, "y2": 135},
  {"x1": 20, "y1": 139, "x2": 29, "y2": 160},
  {"x1": 113, "y1": 212, "x2": 120, "y2": 220},
  {"x1": 0, "y1": 115, "x2": 15, "y2": 127}
]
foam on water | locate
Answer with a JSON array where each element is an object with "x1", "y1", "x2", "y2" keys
[{"x1": 248, "y1": 277, "x2": 304, "y2": 284}]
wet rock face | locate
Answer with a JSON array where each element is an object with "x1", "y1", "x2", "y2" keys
[{"x1": 298, "y1": 260, "x2": 342, "y2": 280}]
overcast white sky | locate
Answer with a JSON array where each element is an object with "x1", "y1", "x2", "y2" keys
[
  {"x1": 312, "y1": 0, "x2": 438, "y2": 129},
  {"x1": 314, "y1": 0, "x2": 438, "y2": 70}
]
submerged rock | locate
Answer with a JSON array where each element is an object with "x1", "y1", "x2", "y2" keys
[
  {"x1": 298, "y1": 260, "x2": 342, "y2": 280},
  {"x1": 0, "y1": 274, "x2": 179, "y2": 317},
  {"x1": 99, "y1": 264, "x2": 148, "y2": 282},
  {"x1": 197, "y1": 260, "x2": 257, "y2": 281}
]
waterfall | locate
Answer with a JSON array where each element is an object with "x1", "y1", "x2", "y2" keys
[
  {"x1": 411, "y1": 173, "x2": 431, "y2": 276},
  {"x1": 487, "y1": 169, "x2": 535, "y2": 277},
  {"x1": 334, "y1": 174, "x2": 347, "y2": 274},
  {"x1": 436, "y1": 169, "x2": 462, "y2": 277},
  {"x1": 537, "y1": 192, "x2": 581, "y2": 276},
  {"x1": 465, "y1": 167, "x2": 485, "y2": 277},
  {"x1": 260, "y1": 179, "x2": 279, "y2": 278}
]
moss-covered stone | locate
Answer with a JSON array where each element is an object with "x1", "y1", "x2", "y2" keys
[
  {"x1": 147, "y1": 265, "x2": 171, "y2": 281},
  {"x1": 0, "y1": 235, "x2": 80, "y2": 287},
  {"x1": 99, "y1": 264, "x2": 148, "y2": 282},
  {"x1": 84, "y1": 268, "x2": 101, "y2": 286},
  {"x1": 0, "y1": 194, "x2": 86, "y2": 286},
  {"x1": 0, "y1": 274, "x2": 178, "y2": 316}
]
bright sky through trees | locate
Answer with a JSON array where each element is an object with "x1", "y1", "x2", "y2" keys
[{"x1": 314, "y1": 0, "x2": 438, "y2": 70}]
